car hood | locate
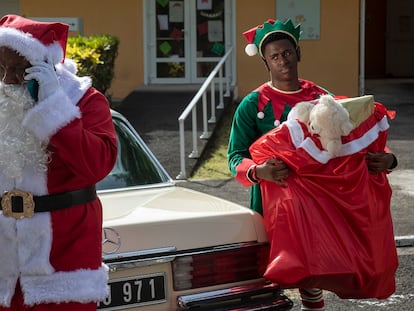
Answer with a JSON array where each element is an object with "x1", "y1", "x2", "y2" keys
[{"x1": 99, "y1": 185, "x2": 268, "y2": 252}]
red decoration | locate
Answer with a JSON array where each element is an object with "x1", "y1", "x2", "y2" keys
[{"x1": 171, "y1": 27, "x2": 183, "y2": 41}]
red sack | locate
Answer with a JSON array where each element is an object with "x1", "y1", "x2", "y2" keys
[{"x1": 250, "y1": 104, "x2": 398, "y2": 299}]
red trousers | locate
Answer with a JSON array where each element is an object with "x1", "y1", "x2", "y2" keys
[{"x1": 0, "y1": 283, "x2": 96, "y2": 311}]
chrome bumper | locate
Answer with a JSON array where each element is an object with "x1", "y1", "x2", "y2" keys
[{"x1": 177, "y1": 281, "x2": 293, "y2": 310}]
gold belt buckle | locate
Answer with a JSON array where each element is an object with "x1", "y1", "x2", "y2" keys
[{"x1": 2, "y1": 189, "x2": 35, "y2": 219}]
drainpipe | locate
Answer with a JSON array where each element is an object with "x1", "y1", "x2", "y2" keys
[{"x1": 359, "y1": 0, "x2": 366, "y2": 95}]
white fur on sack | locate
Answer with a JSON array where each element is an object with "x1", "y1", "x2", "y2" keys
[{"x1": 286, "y1": 95, "x2": 389, "y2": 163}]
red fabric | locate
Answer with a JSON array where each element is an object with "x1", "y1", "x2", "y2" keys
[
  {"x1": 47, "y1": 88, "x2": 117, "y2": 193},
  {"x1": 256, "y1": 80, "x2": 328, "y2": 120},
  {"x1": 249, "y1": 106, "x2": 398, "y2": 299},
  {"x1": 231, "y1": 80, "x2": 328, "y2": 189},
  {"x1": 48, "y1": 88, "x2": 116, "y2": 271},
  {"x1": 235, "y1": 158, "x2": 256, "y2": 186}
]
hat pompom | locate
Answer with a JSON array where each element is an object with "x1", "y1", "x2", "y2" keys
[
  {"x1": 257, "y1": 111, "x2": 265, "y2": 119},
  {"x1": 245, "y1": 43, "x2": 258, "y2": 56}
]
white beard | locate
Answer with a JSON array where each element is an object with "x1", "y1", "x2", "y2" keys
[{"x1": 0, "y1": 83, "x2": 49, "y2": 183}]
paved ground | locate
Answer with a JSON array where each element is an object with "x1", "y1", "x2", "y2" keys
[{"x1": 118, "y1": 78, "x2": 414, "y2": 310}]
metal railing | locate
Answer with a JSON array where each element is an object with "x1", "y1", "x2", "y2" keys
[{"x1": 176, "y1": 47, "x2": 233, "y2": 179}]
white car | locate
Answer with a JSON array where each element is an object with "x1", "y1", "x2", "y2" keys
[{"x1": 96, "y1": 111, "x2": 293, "y2": 311}]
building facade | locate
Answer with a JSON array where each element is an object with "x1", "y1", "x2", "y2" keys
[{"x1": 4, "y1": 0, "x2": 411, "y2": 101}]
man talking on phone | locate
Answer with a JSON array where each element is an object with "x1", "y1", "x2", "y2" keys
[{"x1": 0, "y1": 15, "x2": 117, "y2": 310}]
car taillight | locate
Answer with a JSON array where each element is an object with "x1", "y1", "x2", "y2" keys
[{"x1": 172, "y1": 244, "x2": 270, "y2": 290}]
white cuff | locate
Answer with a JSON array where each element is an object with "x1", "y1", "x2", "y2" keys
[{"x1": 22, "y1": 89, "x2": 81, "y2": 142}]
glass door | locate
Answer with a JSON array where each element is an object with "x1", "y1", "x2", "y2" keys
[
  {"x1": 152, "y1": 0, "x2": 188, "y2": 82},
  {"x1": 192, "y1": 0, "x2": 227, "y2": 82},
  {"x1": 147, "y1": 0, "x2": 230, "y2": 84}
]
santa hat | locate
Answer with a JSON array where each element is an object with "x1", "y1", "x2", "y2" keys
[
  {"x1": 0, "y1": 14, "x2": 69, "y2": 65},
  {"x1": 243, "y1": 19, "x2": 301, "y2": 57}
]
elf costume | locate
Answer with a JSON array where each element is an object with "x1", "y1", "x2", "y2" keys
[
  {"x1": 228, "y1": 81, "x2": 330, "y2": 214},
  {"x1": 227, "y1": 19, "x2": 330, "y2": 215},
  {"x1": 0, "y1": 15, "x2": 117, "y2": 310}
]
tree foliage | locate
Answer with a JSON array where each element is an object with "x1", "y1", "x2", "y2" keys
[{"x1": 66, "y1": 35, "x2": 119, "y2": 101}]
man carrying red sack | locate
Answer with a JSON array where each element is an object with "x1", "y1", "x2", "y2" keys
[
  {"x1": 228, "y1": 18, "x2": 397, "y2": 310},
  {"x1": 0, "y1": 15, "x2": 117, "y2": 310}
]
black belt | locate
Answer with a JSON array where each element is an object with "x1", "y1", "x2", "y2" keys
[{"x1": 0, "y1": 185, "x2": 97, "y2": 218}]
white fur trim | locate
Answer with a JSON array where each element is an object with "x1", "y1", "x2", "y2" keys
[
  {"x1": 0, "y1": 216, "x2": 19, "y2": 307},
  {"x1": 21, "y1": 264, "x2": 109, "y2": 305},
  {"x1": 22, "y1": 89, "x2": 81, "y2": 142},
  {"x1": 340, "y1": 116, "x2": 389, "y2": 155},
  {"x1": 286, "y1": 120, "x2": 305, "y2": 149},
  {"x1": 17, "y1": 213, "x2": 54, "y2": 275},
  {"x1": 45, "y1": 41, "x2": 64, "y2": 65},
  {"x1": 302, "y1": 137, "x2": 332, "y2": 163},
  {"x1": 55, "y1": 63, "x2": 92, "y2": 104},
  {"x1": 0, "y1": 213, "x2": 53, "y2": 307},
  {"x1": 286, "y1": 116, "x2": 390, "y2": 163},
  {"x1": 0, "y1": 27, "x2": 63, "y2": 64},
  {"x1": 0, "y1": 278, "x2": 16, "y2": 307},
  {"x1": 61, "y1": 58, "x2": 78, "y2": 74}
]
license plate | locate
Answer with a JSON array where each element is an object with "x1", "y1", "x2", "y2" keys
[{"x1": 97, "y1": 273, "x2": 166, "y2": 310}]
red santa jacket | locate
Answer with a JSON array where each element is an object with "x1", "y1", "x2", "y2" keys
[{"x1": 0, "y1": 65, "x2": 117, "y2": 307}]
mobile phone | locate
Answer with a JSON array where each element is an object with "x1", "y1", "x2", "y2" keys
[{"x1": 27, "y1": 79, "x2": 39, "y2": 102}]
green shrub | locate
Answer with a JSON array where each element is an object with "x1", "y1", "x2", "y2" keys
[{"x1": 66, "y1": 35, "x2": 119, "y2": 101}]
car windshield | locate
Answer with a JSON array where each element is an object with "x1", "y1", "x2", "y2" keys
[{"x1": 97, "y1": 114, "x2": 172, "y2": 191}]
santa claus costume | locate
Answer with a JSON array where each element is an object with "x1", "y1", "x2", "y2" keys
[{"x1": 0, "y1": 15, "x2": 117, "y2": 310}]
